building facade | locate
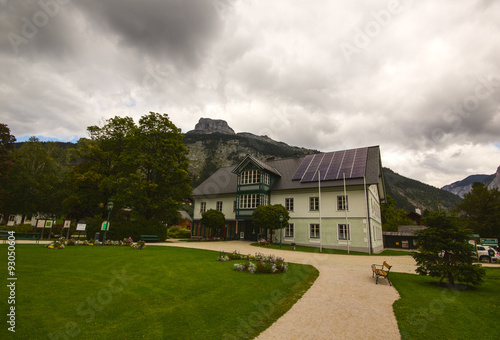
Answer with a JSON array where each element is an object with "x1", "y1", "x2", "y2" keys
[{"x1": 192, "y1": 146, "x2": 386, "y2": 253}]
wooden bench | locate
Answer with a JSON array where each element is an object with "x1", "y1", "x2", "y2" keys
[
  {"x1": 1, "y1": 231, "x2": 41, "y2": 244},
  {"x1": 140, "y1": 235, "x2": 160, "y2": 242},
  {"x1": 371, "y1": 261, "x2": 392, "y2": 286}
]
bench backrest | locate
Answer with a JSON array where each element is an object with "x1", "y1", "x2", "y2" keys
[{"x1": 382, "y1": 261, "x2": 392, "y2": 271}]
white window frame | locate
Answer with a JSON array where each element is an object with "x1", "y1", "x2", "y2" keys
[
  {"x1": 216, "y1": 201, "x2": 223, "y2": 212},
  {"x1": 337, "y1": 195, "x2": 348, "y2": 211},
  {"x1": 285, "y1": 198, "x2": 294, "y2": 211},
  {"x1": 240, "y1": 170, "x2": 261, "y2": 184},
  {"x1": 200, "y1": 202, "x2": 207, "y2": 213},
  {"x1": 309, "y1": 197, "x2": 319, "y2": 211},
  {"x1": 285, "y1": 223, "x2": 294, "y2": 238},
  {"x1": 239, "y1": 194, "x2": 260, "y2": 209},
  {"x1": 338, "y1": 223, "x2": 350, "y2": 241},
  {"x1": 310, "y1": 223, "x2": 320, "y2": 239}
]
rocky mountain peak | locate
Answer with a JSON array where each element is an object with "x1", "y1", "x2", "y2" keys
[
  {"x1": 488, "y1": 166, "x2": 500, "y2": 190},
  {"x1": 191, "y1": 118, "x2": 235, "y2": 135}
]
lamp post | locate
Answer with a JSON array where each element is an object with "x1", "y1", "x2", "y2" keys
[
  {"x1": 279, "y1": 213, "x2": 283, "y2": 249},
  {"x1": 102, "y1": 201, "x2": 113, "y2": 247}
]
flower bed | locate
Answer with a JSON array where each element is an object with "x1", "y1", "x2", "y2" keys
[
  {"x1": 45, "y1": 237, "x2": 146, "y2": 250},
  {"x1": 217, "y1": 251, "x2": 288, "y2": 274}
]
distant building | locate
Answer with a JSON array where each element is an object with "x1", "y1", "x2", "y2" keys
[
  {"x1": 383, "y1": 225, "x2": 428, "y2": 249},
  {"x1": 192, "y1": 146, "x2": 387, "y2": 253}
]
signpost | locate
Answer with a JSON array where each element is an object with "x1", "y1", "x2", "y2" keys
[
  {"x1": 480, "y1": 238, "x2": 499, "y2": 247},
  {"x1": 36, "y1": 219, "x2": 45, "y2": 239},
  {"x1": 76, "y1": 222, "x2": 86, "y2": 240},
  {"x1": 63, "y1": 220, "x2": 71, "y2": 239}
]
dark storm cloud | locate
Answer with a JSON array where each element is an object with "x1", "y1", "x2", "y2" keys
[
  {"x1": 1, "y1": 0, "x2": 500, "y2": 186},
  {"x1": 73, "y1": 0, "x2": 228, "y2": 67}
]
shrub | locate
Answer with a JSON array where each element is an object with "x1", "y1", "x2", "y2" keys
[
  {"x1": 86, "y1": 216, "x2": 166, "y2": 241},
  {"x1": 0, "y1": 224, "x2": 34, "y2": 232},
  {"x1": 167, "y1": 226, "x2": 191, "y2": 239}
]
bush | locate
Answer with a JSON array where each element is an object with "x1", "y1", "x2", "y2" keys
[
  {"x1": 86, "y1": 216, "x2": 167, "y2": 241},
  {"x1": 167, "y1": 227, "x2": 191, "y2": 239},
  {"x1": 0, "y1": 224, "x2": 34, "y2": 232}
]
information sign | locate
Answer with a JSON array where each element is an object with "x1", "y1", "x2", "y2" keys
[
  {"x1": 480, "y1": 238, "x2": 499, "y2": 247},
  {"x1": 76, "y1": 223, "x2": 87, "y2": 231}
]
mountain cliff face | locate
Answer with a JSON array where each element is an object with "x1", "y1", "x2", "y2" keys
[
  {"x1": 488, "y1": 166, "x2": 500, "y2": 191},
  {"x1": 441, "y1": 171, "x2": 497, "y2": 198},
  {"x1": 191, "y1": 118, "x2": 235, "y2": 134}
]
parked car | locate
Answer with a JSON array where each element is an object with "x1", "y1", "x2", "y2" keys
[{"x1": 476, "y1": 245, "x2": 500, "y2": 263}]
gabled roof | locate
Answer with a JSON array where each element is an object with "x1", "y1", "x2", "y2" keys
[
  {"x1": 193, "y1": 146, "x2": 385, "y2": 197},
  {"x1": 231, "y1": 154, "x2": 282, "y2": 177}
]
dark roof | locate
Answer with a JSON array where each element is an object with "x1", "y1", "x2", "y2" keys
[
  {"x1": 232, "y1": 154, "x2": 282, "y2": 177},
  {"x1": 383, "y1": 225, "x2": 428, "y2": 237},
  {"x1": 193, "y1": 146, "x2": 384, "y2": 197}
]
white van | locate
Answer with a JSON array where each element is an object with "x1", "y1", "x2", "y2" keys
[{"x1": 476, "y1": 245, "x2": 500, "y2": 263}]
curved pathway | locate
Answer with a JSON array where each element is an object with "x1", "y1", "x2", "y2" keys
[{"x1": 155, "y1": 240, "x2": 417, "y2": 339}]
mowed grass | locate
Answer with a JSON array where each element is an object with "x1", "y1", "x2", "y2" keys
[
  {"x1": 251, "y1": 242, "x2": 414, "y2": 256},
  {"x1": 1, "y1": 245, "x2": 318, "y2": 339},
  {"x1": 391, "y1": 268, "x2": 500, "y2": 339}
]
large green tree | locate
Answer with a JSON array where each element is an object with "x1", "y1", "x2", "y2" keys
[
  {"x1": 65, "y1": 112, "x2": 191, "y2": 224},
  {"x1": 412, "y1": 210, "x2": 485, "y2": 287},
  {"x1": 457, "y1": 182, "x2": 500, "y2": 240},
  {"x1": 0, "y1": 124, "x2": 16, "y2": 212},
  {"x1": 3, "y1": 137, "x2": 66, "y2": 218}
]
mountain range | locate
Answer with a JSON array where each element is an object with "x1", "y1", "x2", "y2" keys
[
  {"x1": 441, "y1": 167, "x2": 500, "y2": 198},
  {"x1": 185, "y1": 118, "x2": 463, "y2": 212}
]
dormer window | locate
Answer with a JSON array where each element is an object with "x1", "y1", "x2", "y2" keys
[{"x1": 240, "y1": 170, "x2": 260, "y2": 184}]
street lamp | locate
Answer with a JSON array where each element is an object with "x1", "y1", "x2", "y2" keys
[
  {"x1": 279, "y1": 213, "x2": 284, "y2": 249},
  {"x1": 102, "y1": 200, "x2": 113, "y2": 247}
]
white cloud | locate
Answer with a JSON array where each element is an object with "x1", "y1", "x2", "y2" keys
[{"x1": 1, "y1": 0, "x2": 500, "y2": 187}]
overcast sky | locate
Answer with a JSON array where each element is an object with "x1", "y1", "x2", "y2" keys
[{"x1": 2, "y1": 0, "x2": 500, "y2": 188}]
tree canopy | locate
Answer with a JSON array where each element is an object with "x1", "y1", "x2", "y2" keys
[
  {"x1": 381, "y1": 194, "x2": 414, "y2": 231},
  {"x1": 252, "y1": 204, "x2": 289, "y2": 231},
  {"x1": 412, "y1": 210, "x2": 485, "y2": 287},
  {"x1": 65, "y1": 112, "x2": 191, "y2": 224},
  {"x1": 201, "y1": 209, "x2": 225, "y2": 230},
  {"x1": 457, "y1": 182, "x2": 500, "y2": 240}
]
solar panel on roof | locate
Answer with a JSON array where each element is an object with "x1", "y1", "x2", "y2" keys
[
  {"x1": 291, "y1": 154, "x2": 314, "y2": 181},
  {"x1": 350, "y1": 147, "x2": 368, "y2": 177},
  {"x1": 325, "y1": 150, "x2": 345, "y2": 181},
  {"x1": 292, "y1": 147, "x2": 368, "y2": 183},
  {"x1": 314, "y1": 152, "x2": 334, "y2": 181},
  {"x1": 301, "y1": 154, "x2": 324, "y2": 182}
]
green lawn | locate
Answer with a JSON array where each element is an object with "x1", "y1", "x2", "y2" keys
[
  {"x1": 391, "y1": 268, "x2": 500, "y2": 339},
  {"x1": 251, "y1": 242, "x2": 415, "y2": 256},
  {"x1": 1, "y1": 245, "x2": 318, "y2": 339}
]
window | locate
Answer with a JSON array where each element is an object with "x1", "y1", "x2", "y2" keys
[
  {"x1": 216, "y1": 201, "x2": 223, "y2": 212},
  {"x1": 285, "y1": 198, "x2": 294, "y2": 211},
  {"x1": 337, "y1": 195, "x2": 348, "y2": 211},
  {"x1": 240, "y1": 170, "x2": 261, "y2": 184},
  {"x1": 262, "y1": 195, "x2": 269, "y2": 206},
  {"x1": 285, "y1": 223, "x2": 294, "y2": 238},
  {"x1": 263, "y1": 173, "x2": 270, "y2": 185},
  {"x1": 239, "y1": 194, "x2": 260, "y2": 209},
  {"x1": 309, "y1": 197, "x2": 319, "y2": 211},
  {"x1": 200, "y1": 202, "x2": 206, "y2": 213},
  {"x1": 338, "y1": 224, "x2": 350, "y2": 240},
  {"x1": 310, "y1": 223, "x2": 320, "y2": 238}
]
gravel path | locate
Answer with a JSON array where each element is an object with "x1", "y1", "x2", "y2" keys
[{"x1": 156, "y1": 240, "x2": 418, "y2": 340}]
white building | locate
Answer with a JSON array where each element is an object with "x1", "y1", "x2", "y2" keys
[{"x1": 192, "y1": 146, "x2": 386, "y2": 253}]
